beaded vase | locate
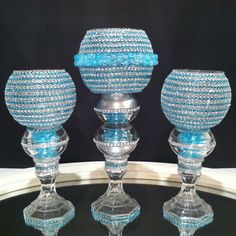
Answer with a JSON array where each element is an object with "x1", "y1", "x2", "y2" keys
[
  {"x1": 75, "y1": 28, "x2": 158, "y2": 232},
  {"x1": 5, "y1": 69, "x2": 76, "y2": 234},
  {"x1": 161, "y1": 69, "x2": 231, "y2": 229}
]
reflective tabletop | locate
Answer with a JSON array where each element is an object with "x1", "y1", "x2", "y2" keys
[{"x1": 0, "y1": 182, "x2": 235, "y2": 236}]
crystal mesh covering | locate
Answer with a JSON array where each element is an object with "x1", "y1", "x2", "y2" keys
[
  {"x1": 74, "y1": 28, "x2": 158, "y2": 94},
  {"x1": 161, "y1": 69, "x2": 231, "y2": 130},
  {"x1": 5, "y1": 69, "x2": 76, "y2": 129}
]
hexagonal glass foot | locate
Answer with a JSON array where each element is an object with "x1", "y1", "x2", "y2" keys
[
  {"x1": 24, "y1": 193, "x2": 75, "y2": 234},
  {"x1": 163, "y1": 191, "x2": 213, "y2": 229},
  {"x1": 91, "y1": 190, "x2": 140, "y2": 234}
]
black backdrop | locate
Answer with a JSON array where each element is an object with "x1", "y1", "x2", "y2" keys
[{"x1": 0, "y1": 0, "x2": 235, "y2": 168}]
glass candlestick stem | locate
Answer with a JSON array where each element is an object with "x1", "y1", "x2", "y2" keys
[
  {"x1": 92, "y1": 123, "x2": 140, "y2": 228},
  {"x1": 163, "y1": 128, "x2": 216, "y2": 228},
  {"x1": 22, "y1": 127, "x2": 75, "y2": 231}
]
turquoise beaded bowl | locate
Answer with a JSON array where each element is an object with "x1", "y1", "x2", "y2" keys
[
  {"x1": 5, "y1": 69, "x2": 76, "y2": 130},
  {"x1": 74, "y1": 28, "x2": 158, "y2": 94},
  {"x1": 161, "y1": 69, "x2": 231, "y2": 131}
]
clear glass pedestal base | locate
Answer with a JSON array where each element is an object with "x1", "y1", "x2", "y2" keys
[
  {"x1": 91, "y1": 187, "x2": 140, "y2": 232},
  {"x1": 20, "y1": 127, "x2": 75, "y2": 235},
  {"x1": 91, "y1": 94, "x2": 141, "y2": 235},
  {"x1": 163, "y1": 190, "x2": 213, "y2": 229},
  {"x1": 163, "y1": 128, "x2": 215, "y2": 231},
  {"x1": 24, "y1": 193, "x2": 75, "y2": 234}
]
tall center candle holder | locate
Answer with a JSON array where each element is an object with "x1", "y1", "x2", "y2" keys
[
  {"x1": 74, "y1": 28, "x2": 158, "y2": 232},
  {"x1": 161, "y1": 69, "x2": 231, "y2": 229},
  {"x1": 5, "y1": 69, "x2": 76, "y2": 233}
]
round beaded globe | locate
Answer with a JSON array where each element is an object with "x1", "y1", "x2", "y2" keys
[
  {"x1": 5, "y1": 69, "x2": 76, "y2": 130},
  {"x1": 74, "y1": 28, "x2": 158, "y2": 94},
  {"x1": 161, "y1": 69, "x2": 231, "y2": 131}
]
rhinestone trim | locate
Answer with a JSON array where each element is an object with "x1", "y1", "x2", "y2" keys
[
  {"x1": 94, "y1": 138, "x2": 139, "y2": 147},
  {"x1": 94, "y1": 106, "x2": 140, "y2": 113},
  {"x1": 163, "y1": 211, "x2": 213, "y2": 229},
  {"x1": 91, "y1": 206, "x2": 140, "y2": 226},
  {"x1": 24, "y1": 207, "x2": 75, "y2": 231}
]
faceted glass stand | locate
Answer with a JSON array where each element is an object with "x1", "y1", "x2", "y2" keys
[
  {"x1": 21, "y1": 127, "x2": 75, "y2": 236},
  {"x1": 91, "y1": 94, "x2": 141, "y2": 235},
  {"x1": 164, "y1": 196, "x2": 213, "y2": 236},
  {"x1": 91, "y1": 135, "x2": 141, "y2": 236},
  {"x1": 163, "y1": 188, "x2": 213, "y2": 229},
  {"x1": 24, "y1": 197, "x2": 74, "y2": 236},
  {"x1": 91, "y1": 181, "x2": 140, "y2": 236},
  {"x1": 23, "y1": 159, "x2": 75, "y2": 236},
  {"x1": 163, "y1": 128, "x2": 215, "y2": 232}
]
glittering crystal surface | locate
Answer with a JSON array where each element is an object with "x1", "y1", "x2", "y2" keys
[
  {"x1": 79, "y1": 28, "x2": 154, "y2": 54},
  {"x1": 74, "y1": 28, "x2": 158, "y2": 94},
  {"x1": 5, "y1": 69, "x2": 76, "y2": 129},
  {"x1": 161, "y1": 69, "x2": 231, "y2": 130}
]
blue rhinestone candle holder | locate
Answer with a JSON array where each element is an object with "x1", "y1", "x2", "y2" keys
[
  {"x1": 74, "y1": 28, "x2": 158, "y2": 230},
  {"x1": 161, "y1": 69, "x2": 231, "y2": 229},
  {"x1": 74, "y1": 28, "x2": 158, "y2": 94},
  {"x1": 5, "y1": 69, "x2": 76, "y2": 231}
]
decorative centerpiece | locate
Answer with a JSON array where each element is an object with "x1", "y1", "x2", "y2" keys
[
  {"x1": 161, "y1": 69, "x2": 231, "y2": 228},
  {"x1": 74, "y1": 28, "x2": 158, "y2": 228},
  {"x1": 5, "y1": 69, "x2": 76, "y2": 231}
]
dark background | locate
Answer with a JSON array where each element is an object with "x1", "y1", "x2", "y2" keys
[{"x1": 0, "y1": 0, "x2": 235, "y2": 168}]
